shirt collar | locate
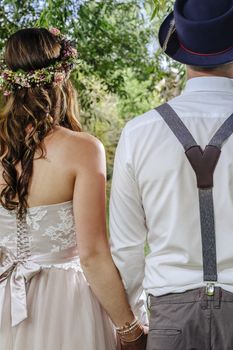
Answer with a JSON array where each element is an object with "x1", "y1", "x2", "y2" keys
[{"x1": 183, "y1": 77, "x2": 233, "y2": 95}]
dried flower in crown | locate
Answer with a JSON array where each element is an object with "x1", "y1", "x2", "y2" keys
[
  {"x1": 49, "y1": 27, "x2": 61, "y2": 36},
  {"x1": 0, "y1": 28, "x2": 78, "y2": 96}
]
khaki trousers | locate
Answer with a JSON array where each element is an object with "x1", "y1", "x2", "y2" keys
[{"x1": 146, "y1": 287, "x2": 233, "y2": 350}]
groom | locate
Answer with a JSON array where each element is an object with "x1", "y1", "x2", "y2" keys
[{"x1": 110, "y1": 0, "x2": 233, "y2": 349}]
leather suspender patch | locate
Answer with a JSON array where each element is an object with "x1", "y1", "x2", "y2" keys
[{"x1": 185, "y1": 145, "x2": 221, "y2": 189}]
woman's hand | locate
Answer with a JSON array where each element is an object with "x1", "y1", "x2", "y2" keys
[{"x1": 120, "y1": 332, "x2": 147, "y2": 350}]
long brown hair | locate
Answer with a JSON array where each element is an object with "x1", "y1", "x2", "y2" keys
[{"x1": 0, "y1": 28, "x2": 81, "y2": 215}]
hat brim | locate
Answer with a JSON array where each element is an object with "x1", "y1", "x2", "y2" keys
[{"x1": 159, "y1": 12, "x2": 233, "y2": 67}]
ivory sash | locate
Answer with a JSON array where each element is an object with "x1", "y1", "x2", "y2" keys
[{"x1": 0, "y1": 245, "x2": 80, "y2": 327}]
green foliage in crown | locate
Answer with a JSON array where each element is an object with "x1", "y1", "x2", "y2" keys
[{"x1": 0, "y1": 28, "x2": 78, "y2": 96}]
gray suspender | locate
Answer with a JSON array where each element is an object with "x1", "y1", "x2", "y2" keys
[{"x1": 156, "y1": 103, "x2": 233, "y2": 292}]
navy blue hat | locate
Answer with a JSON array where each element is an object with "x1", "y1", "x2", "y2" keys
[{"x1": 159, "y1": 0, "x2": 233, "y2": 66}]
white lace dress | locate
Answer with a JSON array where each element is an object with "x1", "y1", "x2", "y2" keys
[{"x1": 0, "y1": 201, "x2": 118, "y2": 350}]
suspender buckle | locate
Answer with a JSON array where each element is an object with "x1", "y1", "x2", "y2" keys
[{"x1": 206, "y1": 282, "x2": 215, "y2": 296}]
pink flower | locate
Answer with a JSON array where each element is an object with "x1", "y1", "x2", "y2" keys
[
  {"x1": 54, "y1": 72, "x2": 65, "y2": 83},
  {"x1": 63, "y1": 47, "x2": 78, "y2": 58},
  {"x1": 3, "y1": 90, "x2": 11, "y2": 96},
  {"x1": 49, "y1": 27, "x2": 61, "y2": 36},
  {"x1": 70, "y1": 47, "x2": 78, "y2": 57}
]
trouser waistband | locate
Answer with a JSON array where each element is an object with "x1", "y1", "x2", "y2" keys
[{"x1": 148, "y1": 287, "x2": 233, "y2": 309}]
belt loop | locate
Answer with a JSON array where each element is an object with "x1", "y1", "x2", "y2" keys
[
  {"x1": 201, "y1": 288, "x2": 208, "y2": 309},
  {"x1": 214, "y1": 287, "x2": 221, "y2": 309}
]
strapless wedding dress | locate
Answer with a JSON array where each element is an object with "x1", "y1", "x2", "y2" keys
[{"x1": 0, "y1": 201, "x2": 118, "y2": 349}]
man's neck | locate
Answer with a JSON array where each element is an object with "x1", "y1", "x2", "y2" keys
[{"x1": 187, "y1": 67, "x2": 233, "y2": 80}]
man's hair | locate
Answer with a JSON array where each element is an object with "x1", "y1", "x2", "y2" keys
[{"x1": 188, "y1": 63, "x2": 233, "y2": 72}]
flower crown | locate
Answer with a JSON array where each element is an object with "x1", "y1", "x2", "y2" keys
[{"x1": 0, "y1": 28, "x2": 78, "y2": 96}]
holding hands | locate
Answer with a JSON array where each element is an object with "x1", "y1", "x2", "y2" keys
[
  {"x1": 116, "y1": 318, "x2": 148, "y2": 350},
  {"x1": 120, "y1": 332, "x2": 147, "y2": 350}
]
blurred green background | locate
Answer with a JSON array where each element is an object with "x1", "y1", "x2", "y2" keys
[{"x1": 0, "y1": 0, "x2": 185, "y2": 192}]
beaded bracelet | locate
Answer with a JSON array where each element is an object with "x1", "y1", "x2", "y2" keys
[
  {"x1": 116, "y1": 316, "x2": 144, "y2": 343},
  {"x1": 116, "y1": 317, "x2": 138, "y2": 333},
  {"x1": 120, "y1": 329, "x2": 144, "y2": 343}
]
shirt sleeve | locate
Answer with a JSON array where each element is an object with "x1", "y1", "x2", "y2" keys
[{"x1": 109, "y1": 127, "x2": 148, "y2": 325}]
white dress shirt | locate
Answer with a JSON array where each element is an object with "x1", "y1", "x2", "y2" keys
[{"x1": 110, "y1": 77, "x2": 233, "y2": 323}]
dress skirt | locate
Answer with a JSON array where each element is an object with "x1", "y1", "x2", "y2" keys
[{"x1": 0, "y1": 267, "x2": 118, "y2": 350}]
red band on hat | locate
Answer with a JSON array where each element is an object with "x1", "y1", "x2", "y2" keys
[{"x1": 180, "y1": 42, "x2": 233, "y2": 56}]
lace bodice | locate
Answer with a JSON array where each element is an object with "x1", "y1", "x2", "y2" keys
[
  {"x1": 0, "y1": 201, "x2": 77, "y2": 256},
  {"x1": 0, "y1": 201, "x2": 83, "y2": 327}
]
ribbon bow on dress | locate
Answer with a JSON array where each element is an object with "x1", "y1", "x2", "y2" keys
[{"x1": 0, "y1": 246, "x2": 41, "y2": 327}]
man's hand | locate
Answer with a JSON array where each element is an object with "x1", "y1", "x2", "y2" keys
[{"x1": 120, "y1": 332, "x2": 147, "y2": 350}]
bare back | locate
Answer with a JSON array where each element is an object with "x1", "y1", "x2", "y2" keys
[{"x1": 0, "y1": 126, "x2": 98, "y2": 208}]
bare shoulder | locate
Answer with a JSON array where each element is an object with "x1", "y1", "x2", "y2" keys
[
  {"x1": 51, "y1": 127, "x2": 105, "y2": 170},
  {"x1": 61, "y1": 128, "x2": 103, "y2": 152},
  {"x1": 49, "y1": 126, "x2": 103, "y2": 151}
]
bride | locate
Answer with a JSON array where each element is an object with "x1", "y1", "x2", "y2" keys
[{"x1": 0, "y1": 27, "x2": 147, "y2": 349}]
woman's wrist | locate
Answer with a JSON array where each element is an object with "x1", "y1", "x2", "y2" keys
[
  {"x1": 116, "y1": 316, "x2": 144, "y2": 343},
  {"x1": 119, "y1": 325, "x2": 144, "y2": 343}
]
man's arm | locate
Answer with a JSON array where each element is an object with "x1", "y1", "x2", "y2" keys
[{"x1": 110, "y1": 127, "x2": 148, "y2": 325}]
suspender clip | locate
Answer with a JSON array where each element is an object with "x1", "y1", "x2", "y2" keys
[{"x1": 206, "y1": 282, "x2": 215, "y2": 296}]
